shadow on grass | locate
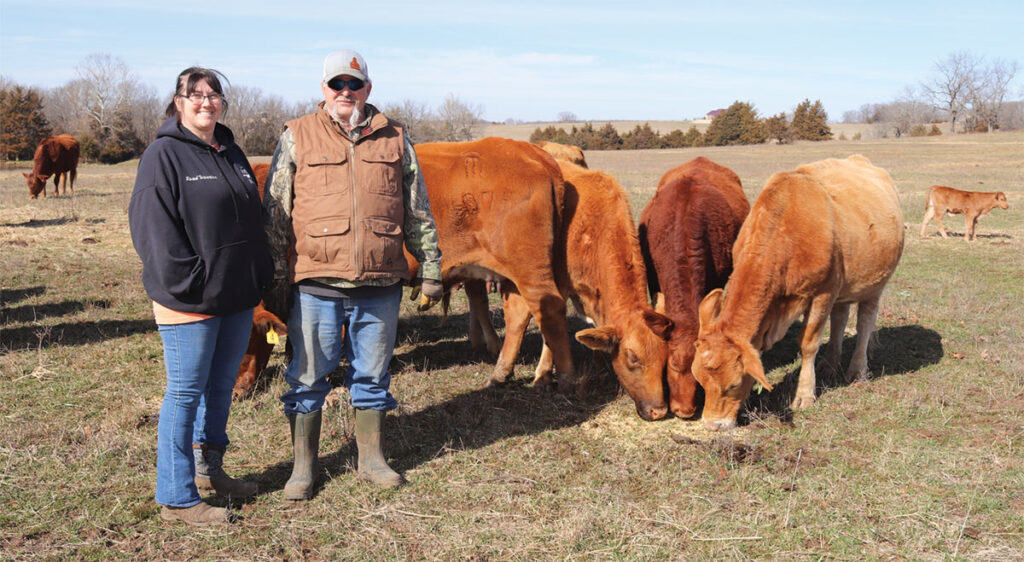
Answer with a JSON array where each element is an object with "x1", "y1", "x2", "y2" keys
[
  {"x1": 1, "y1": 286, "x2": 46, "y2": 306},
  {"x1": 743, "y1": 323, "x2": 944, "y2": 424},
  {"x1": 0, "y1": 217, "x2": 77, "y2": 228},
  {"x1": 0, "y1": 318, "x2": 154, "y2": 354},
  {"x1": 1, "y1": 299, "x2": 111, "y2": 324}
]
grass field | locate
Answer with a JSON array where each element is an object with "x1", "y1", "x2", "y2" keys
[{"x1": 1, "y1": 131, "x2": 1022, "y2": 560}]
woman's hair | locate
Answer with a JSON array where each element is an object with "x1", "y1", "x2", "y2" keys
[{"x1": 164, "y1": 67, "x2": 230, "y2": 118}]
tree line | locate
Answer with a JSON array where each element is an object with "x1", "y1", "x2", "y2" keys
[
  {"x1": 531, "y1": 99, "x2": 832, "y2": 149},
  {"x1": 1, "y1": 54, "x2": 486, "y2": 163}
]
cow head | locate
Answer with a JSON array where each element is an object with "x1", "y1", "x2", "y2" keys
[
  {"x1": 576, "y1": 312, "x2": 669, "y2": 421},
  {"x1": 642, "y1": 309, "x2": 701, "y2": 419},
  {"x1": 995, "y1": 191, "x2": 1009, "y2": 209},
  {"x1": 23, "y1": 172, "x2": 48, "y2": 198},
  {"x1": 691, "y1": 289, "x2": 773, "y2": 431}
]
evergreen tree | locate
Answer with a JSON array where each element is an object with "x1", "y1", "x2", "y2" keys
[
  {"x1": 703, "y1": 101, "x2": 766, "y2": 146},
  {"x1": 764, "y1": 112, "x2": 793, "y2": 144},
  {"x1": 594, "y1": 123, "x2": 623, "y2": 150},
  {"x1": 0, "y1": 84, "x2": 52, "y2": 160},
  {"x1": 791, "y1": 98, "x2": 832, "y2": 140},
  {"x1": 620, "y1": 123, "x2": 662, "y2": 149}
]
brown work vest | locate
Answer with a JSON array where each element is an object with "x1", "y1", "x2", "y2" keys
[{"x1": 286, "y1": 107, "x2": 410, "y2": 283}]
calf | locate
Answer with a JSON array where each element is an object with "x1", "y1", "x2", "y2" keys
[
  {"x1": 24, "y1": 134, "x2": 79, "y2": 198},
  {"x1": 536, "y1": 141, "x2": 588, "y2": 168},
  {"x1": 920, "y1": 185, "x2": 1009, "y2": 242},
  {"x1": 638, "y1": 157, "x2": 750, "y2": 419},
  {"x1": 692, "y1": 155, "x2": 904, "y2": 431}
]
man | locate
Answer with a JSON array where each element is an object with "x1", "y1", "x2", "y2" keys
[{"x1": 263, "y1": 49, "x2": 443, "y2": 497}]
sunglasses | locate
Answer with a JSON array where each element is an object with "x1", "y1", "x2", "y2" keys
[{"x1": 326, "y1": 77, "x2": 365, "y2": 92}]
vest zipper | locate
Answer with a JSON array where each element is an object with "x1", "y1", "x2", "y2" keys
[{"x1": 350, "y1": 142, "x2": 361, "y2": 277}]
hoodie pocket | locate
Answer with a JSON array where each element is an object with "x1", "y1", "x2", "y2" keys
[
  {"x1": 302, "y1": 216, "x2": 351, "y2": 264},
  {"x1": 307, "y1": 151, "x2": 349, "y2": 195}
]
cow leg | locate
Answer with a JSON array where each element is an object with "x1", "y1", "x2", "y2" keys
[
  {"x1": 934, "y1": 213, "x2": 949, "y2": 239},
  {"x1": 69, "y1": 168, "x2": 76, "y2": 194},
  {"x1": 846, "y1": 295, "x2": 881, "y2": 383},
  {"x1": 489, "y1": 289, "x2": 533, "y2": 386},
  {"x1": 823, "y1": 302, "x2": 850, "y2": 382},
  {"x1": 465, "y1": 280, "x2": 500, "y2": 357},
  {"x1": 966, "y1": 213, "x2": 978, "y2": 242},
  {"x1": 534, "y1": 343, "x2": 554, "y2": 386},
  {"x1": 53, "y1": 175, "x2": 60, "y2": 197},
  {"x1": 793, "y1": 295, "x2": 832, "y2": 409},
  {"x1": 920, "y1": 206, "x2": 935, "y2": 237},
  {"x1": 528, "y1": 290, "x2": 575, "y2": 393}
]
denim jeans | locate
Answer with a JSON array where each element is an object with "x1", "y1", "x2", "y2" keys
[
  {"x1": 281, "y1": 285, "x2": 402, "y2": 415},
  {"x1": 155, "y1": 308, "x2": 253, "y2": 507}
]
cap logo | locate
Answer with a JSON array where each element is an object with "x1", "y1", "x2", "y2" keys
[{"x1": 350, "y1": 57, "x2": 361, "y2": 71}]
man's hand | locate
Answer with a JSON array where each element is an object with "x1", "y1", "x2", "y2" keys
[{"x1": 417, "y1": 279, "x2": 444, "y2": 312}]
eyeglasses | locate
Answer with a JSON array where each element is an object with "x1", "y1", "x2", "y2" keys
[
  {"x1": 178, "y1": 92, "x2": 224, "y2": 104},
  {"x1": 326, "y1": 77, "x2": 365, "y2": 92}
]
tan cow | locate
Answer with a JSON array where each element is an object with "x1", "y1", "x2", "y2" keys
[
  {"x1": 416, "y1": 138, "x2": 576, "y2": 390},
  {"x1": 920, "y1": 185, "x2": 1009, "y2": 242},
  {"x1": 692, "y1": 155, "x2": 904, "y2": 431},
  {"x1": 536, "y1": 141, "x2": 588, "y2": 168},
  {"x1": 495, "y1": 161, "x2": 671, "y2": 419}
]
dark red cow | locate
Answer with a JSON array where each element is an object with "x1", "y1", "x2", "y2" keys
[
  {"x1": 638, "y1": 157, "x2": 750, "y2": 419},
  {"x1": 24, "y1": 134, "x2": 80, "y2": 198}
]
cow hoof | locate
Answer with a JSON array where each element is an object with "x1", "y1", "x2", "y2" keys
[{"x1": 791, "y1": 395, "x2": 816, "y2": 409}]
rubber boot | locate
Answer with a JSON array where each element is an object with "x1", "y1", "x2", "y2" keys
[
  {"x1": 160, "y1": 501, "x2": 229, "y2": 526},
  {"x1": 284, "y1": 410, "x2": 321, "y2": 500},
  {"x1": 354, "y1": 408, "x2": 403, "y2": 488},
  {"x1": 193, "y1": 444, "x2": 258, "y2": 499}
]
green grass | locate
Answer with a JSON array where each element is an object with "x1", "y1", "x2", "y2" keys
[{"x1": 1, "y1": 131, "x2": 1023, "y2": 559}]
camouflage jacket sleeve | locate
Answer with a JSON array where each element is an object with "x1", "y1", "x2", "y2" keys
[
  {"x1": 263, "y1": 128, "x2": 296, "y2": 281},
  {"x1": 402, "y1": 133, "x2": 442, "y2": 281}
]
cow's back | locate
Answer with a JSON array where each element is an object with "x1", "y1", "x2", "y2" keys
[{"x1": 34, "y1": 134, "x2": 80, "y2": 175}]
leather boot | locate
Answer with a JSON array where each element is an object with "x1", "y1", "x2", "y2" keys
[
  {"x1": 160, "y1": 501, "x2": 229, "y2": 526},
  {"x1": 284, "y1": 410, "x2": 321, "y2": 500},
  {"x1": 193, "y1": 444, "x2": 258, "y2": 499},
  {"x1": 354, "y1": 408, "x2": 403, "y2": 488}
]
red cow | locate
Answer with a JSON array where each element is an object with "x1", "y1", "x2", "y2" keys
[
  {"x1": 638, "y1": 157, "x2": 750, "y2": 419},
  {"x1": 920, "y1": 185, "x2": 1009, "y2": 242},
  {"x1": 232, "y1": 162, "x2": 289, "y2": 398},
  {"x1": 24, "y1": 134, "x2": 79, "y2": 198}
]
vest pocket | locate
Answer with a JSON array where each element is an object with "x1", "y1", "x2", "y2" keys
[
  {"x1": 302, "y1": 216, "x2": 351, "y2": 264},
  {"x1": 307, "y1": 151, "x2": 349, "y2": 194},
  {"x1": 360, "y1": 151, "x2": 401, "y2": 195},
  {"x1": 362, "y1": 217, "x2": 404, "y2": 271}
]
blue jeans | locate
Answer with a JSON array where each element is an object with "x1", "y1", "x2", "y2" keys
[
  {"x1": 155, "y1": 308, "x2": 253, "y2": 507},
  {"x1": 281, "y1": 285, "x2": 401, "y2": 415}
]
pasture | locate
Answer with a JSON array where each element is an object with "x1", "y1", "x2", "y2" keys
[{"x1": 1, "y1": 131, "x2": 1022, "y2": 559}]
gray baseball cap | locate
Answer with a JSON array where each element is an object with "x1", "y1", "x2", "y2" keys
[{"x1": 322, "y1": 49, "x2": 369, "y2": 83}]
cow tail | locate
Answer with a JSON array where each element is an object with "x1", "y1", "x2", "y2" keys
[{"x1": 924, "y1": 186, "x2": 934, "y2": 210}]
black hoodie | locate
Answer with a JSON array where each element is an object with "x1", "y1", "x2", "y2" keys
[{"x1": 129, "y1": 117, "x2": 273, "y2": 316}]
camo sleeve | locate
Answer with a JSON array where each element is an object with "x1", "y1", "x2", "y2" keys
[
  {"x1": 401, "y1": 133, "x2": 442, "y2": 281},
  {"x1": 263, "y1": 128, "x2": 296, "y2": 281}
]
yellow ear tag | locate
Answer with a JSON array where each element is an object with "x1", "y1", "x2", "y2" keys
[{"x1": 266, "y1": 328, "x2": 280, "y2": 345}]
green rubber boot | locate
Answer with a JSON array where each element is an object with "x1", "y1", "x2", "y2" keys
[
  {"x1": 284, "y1": 410, "x2": 322, "y2": 500},
  {"x1": 354, "y1": 408, "x2": 403, "y2": 488}
]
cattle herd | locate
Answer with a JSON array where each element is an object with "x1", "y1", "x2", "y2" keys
[{"x1": 21, "y1": 134, "x2": 1012, "y2": 431}]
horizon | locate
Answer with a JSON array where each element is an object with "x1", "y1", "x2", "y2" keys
[{"x1": 2, "y1": 1, "x2": 1022, "y2": 123}]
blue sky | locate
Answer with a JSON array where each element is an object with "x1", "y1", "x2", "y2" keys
[{"x1": 2, "y1": 1, "x2": 1022, "y2": 123}]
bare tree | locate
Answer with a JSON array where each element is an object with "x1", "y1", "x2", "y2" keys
[
  {"x1": 556, "y1": 111, "x2": 578, "y2": 122},
  {"x1": 381, "y1": 99, "x2": 437, "y2": 143},
  {"x1": 876, "y1": 86, "x2": 937, "y2": 138},
  {"x1": 221, "y1": 85, "x2": 299, "y2": 155},
  {"x1": 75, "y1": 54, "x2": 139, "y2": 134},
  {"x1": 924, "y1": 51, "x2": 981, "y2": 134},
  {"x1": 968, "y1": 57, "x2": 1019, "y2": 132},
  {"x1": 437, "y1": 94, "x2": 483, "y2": 142}
]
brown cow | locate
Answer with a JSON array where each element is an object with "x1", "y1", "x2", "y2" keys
[
  {"x1": 920, "y1": 185, "x2": 1009, "y2": 242},
  {"x1": 232, "y1": 162, "x2": 289, "y2": 398},
  {"x1": 692, "y1": 155, "x2": 904, "y2": 431},
  {"x1": 416, "y1": 137, "x2": 576, "y2": 390},
  {"x1": 24, "y1": 134, "x2": 79, "y2": 198},
  {"x1": 536, "y1": 141, "x2": 588, "y2": 168},
  {"x1": 638, "y1": 157, "x2": 750, "y2": 419},
  {"x1": 491, "y1": 161, "x2": 671, "y2": 419}
]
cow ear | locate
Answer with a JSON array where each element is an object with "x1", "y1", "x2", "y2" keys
[
  {"x1": 698, "y1": 289, "x2": 725, "y2": 330},
  {"x1": 576, "y1": 326, "x2": 618, "y2": 353},
  {"x1": 654, "y1": 292, "x2": 666, "y2": 313},
  {"x1": 22, "y1": 172, "x2": 29, "y2": 178},
  {"x1": 642, "y1": 308, "x2": 673, "y2": 341},
  {"x1": 739, "y1": 341, "x2": 773, "y2": 391}
]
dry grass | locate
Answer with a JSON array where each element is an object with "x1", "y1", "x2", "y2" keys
[{"x1": 1, "y1": 131, "x2": 1023, "y2": 560}]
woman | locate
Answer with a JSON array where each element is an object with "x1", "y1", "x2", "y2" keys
[{"x1": 129, "y1": 67, "x2": 273, "y2": 526}]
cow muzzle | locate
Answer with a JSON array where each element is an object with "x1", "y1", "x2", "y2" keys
[{"x1": 702, "y1": 417, "x2": 737, "y2": 432}]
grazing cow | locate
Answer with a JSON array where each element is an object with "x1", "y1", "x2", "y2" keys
[
  {"x1": 232, "y1": 162, "x2": 289, "y2": 398},
  {"x1": 493, "y1": 161, "x2": 671, "y2": 419},
  {"x1": 638, "y1": 157, "x2": 750, "y2": 419},
  {"x1": 692, "y1": 155, "x2": 904, "y2": 431},
  {"x1": 24, "y1": 134, "x2": 79, "y2": 198},
  {"x1": 920, "y1": 185, "x2": 1009, "y2": 242},
  {"x1": 537, "y1": 141, "x2": 588, "y2": 168},
  {"x1": 416, "y1": 137, "x2": 576, "y2": 390}
]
